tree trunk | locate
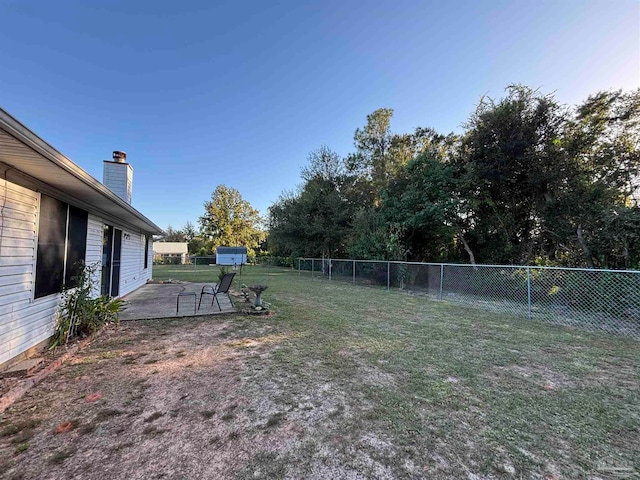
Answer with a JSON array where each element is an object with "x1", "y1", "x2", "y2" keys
[
  {"x1": 576, "y1": 225, "x2": 595, "y2": 268},
  {"x1": 459, "y1": 234, "x2": 477, "y2": 268}
]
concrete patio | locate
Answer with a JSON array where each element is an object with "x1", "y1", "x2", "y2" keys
[{"x1": 119, "y1": 283, "x2": 235, "y2": 321}]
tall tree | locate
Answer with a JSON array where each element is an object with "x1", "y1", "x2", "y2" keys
[
  {"x1": 347, "y1": 108, "x2": 395, "y2": 193},
  {"x1": 269, "y1": 147, "x2": 353, "y2": 257},
  {"x1": 182, "y1": 221, "x2": 197, "y2": 242},
  {"x1": 161, "y1": 225, "x2": 186, "y2": 242},
  {"x1": 381, "y1": 151, "x2": 459, "y2": 261},
  {"x1": 547, "y1": 89, "x2": 640, "y2": 268},
  {"x1": 199, "y1": 185, "x2": 264, "y2": 255},
  {"x1": 181, "y1": 221, "x2": 207, "y2": 255},
  {"x1": 457, "y1": 85, "x2": 567, "y2": 264},
  {"x1": 301, "y1": 145, "x2": 345, "y2": 183}
]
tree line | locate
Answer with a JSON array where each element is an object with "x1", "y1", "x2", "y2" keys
[{"x1": 268, "y1": 86, "x2": 640, "y2": 269}]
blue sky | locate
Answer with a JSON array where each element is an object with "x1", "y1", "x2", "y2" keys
[{"x1": 1, "y1": 0, "x2": 638, "y2": 230}]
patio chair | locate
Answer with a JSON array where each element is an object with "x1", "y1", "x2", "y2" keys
[
  {"x1": 176, "y1": 286, "x2": 196, "y2": 315},
  {"x1": 198, "y1": 272, "x2": 236, "y2": 312}
]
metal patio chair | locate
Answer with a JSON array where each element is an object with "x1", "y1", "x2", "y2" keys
[
  {"x1": 198, "y1": 272, "x2": 235, "y2": 312},
  {"x1": 176, "y1": 286, "x2": 196, "y2": 315}
]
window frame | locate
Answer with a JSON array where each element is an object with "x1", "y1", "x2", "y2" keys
[
  {"x1": 144, "y1": 235, "x2": 149, "y2": 269},
  {"x1": 33, "y1": 193, "x2": 88, "y2": 300}
]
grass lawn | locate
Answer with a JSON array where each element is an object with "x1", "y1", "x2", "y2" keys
[{"x1": 0, "y1": 264, "x2": 638, "y2": 479}]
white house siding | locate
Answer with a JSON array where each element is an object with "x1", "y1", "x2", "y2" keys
[
  {"x1": 86, "y1": 214, "x2": 104, "y2": 298},
  {"x1": 0, "y1": 179, "x2": 59, "y2": 366},
  {"x1": 86, "y1": 215, "x2": 152, "y2": 298},
  {"x1": 0, "y1": 185, "x2": 154, "y2": 367},
  {"x1": 118, "y1": 229, "x2": 151, "y2": 297}
]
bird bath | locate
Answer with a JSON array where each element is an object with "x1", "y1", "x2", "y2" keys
[{"x1": 248, "y1": 285, "x2": 268, "y2": 308}]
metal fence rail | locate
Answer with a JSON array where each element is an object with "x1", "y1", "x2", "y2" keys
[
  {"x1": 297, "y1": 258, "x2": 640, "y2": 339},
  {"x1": 183, "y1": 256, "x2": 296, "y2": 274}
]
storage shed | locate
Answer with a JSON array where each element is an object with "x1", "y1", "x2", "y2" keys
[{"x1": 216, "y1": 247, "x2": 247, "y2": 266}]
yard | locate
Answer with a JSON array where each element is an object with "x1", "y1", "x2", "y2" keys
[{"x1": 0, "y1": 264, "x2": 638, "y2": 479}]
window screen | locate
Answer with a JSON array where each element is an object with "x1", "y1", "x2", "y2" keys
[
  {"x1": 35, "y1": 195, "x2": 89, "y2": 298},
  {"x1": 64, "y1": 205, "x2": 88, "y2": 287},
  {"x1": 35, "y1": 195, "x2": 67, "y2": 298}
]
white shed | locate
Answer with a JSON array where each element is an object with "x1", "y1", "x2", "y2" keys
[{"x1": 216, "y1": 247, "x2": 247, "y2": 266}]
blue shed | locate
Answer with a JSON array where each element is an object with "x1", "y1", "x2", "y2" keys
[{"x1": 216, "y1": 246, "x2": 247, "y2": 266}]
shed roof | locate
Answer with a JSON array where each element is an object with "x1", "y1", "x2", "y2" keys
[
  {"x1": 216, "y1": 246, "x2": 247, "y2": 255},
  {"x1": 0, "y1": 108, "x2": 163, "y2": 235}
]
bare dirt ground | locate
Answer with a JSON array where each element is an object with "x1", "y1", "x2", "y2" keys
[
  {"x1": 1, "y1": 316, "x2": 388, "y2": 479},
  {"x1": 0, "y1": 336, "x2": 90, "y2": 399}
]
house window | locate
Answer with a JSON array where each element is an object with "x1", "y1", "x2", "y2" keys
[
  {"x1": 34, "y1": 194, "x2": 88, "y2": 299},
  {"x1": 144, "y1": 235, "x2": 149, "y2": 269},
  {"x1": 65, "y1": 205, "x2": 88, "y2": 287}
]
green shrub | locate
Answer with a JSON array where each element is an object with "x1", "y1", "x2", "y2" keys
[
  {"x1": 218, "y1": 267, "x2": 228, "y2": 283},
  {"x1": 51, "y1": 262, "x2": 123, "y2": 348}
]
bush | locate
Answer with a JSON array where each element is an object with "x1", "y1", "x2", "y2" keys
[
  {"x1": 50, "y1": 262, "x2": 123, "y2": 348},
  {"x1": 253, "y1": 256, "x2": 294, "y2": 268},
  {"x1": 218, "y1": 267, "x2": 228, "y2": 283}
]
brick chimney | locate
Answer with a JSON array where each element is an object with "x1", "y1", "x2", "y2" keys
[{"x1": 103, "y1": 151, "x2": 133, "y2": 204}]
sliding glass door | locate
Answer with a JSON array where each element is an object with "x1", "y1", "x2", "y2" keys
[{"x1": 101, "y1": 225, "x2": 122, "y2": 297}]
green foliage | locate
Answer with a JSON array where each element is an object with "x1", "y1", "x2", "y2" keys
[
  {"x1": 199, "y1": 185, "x2": 265, "y2": 256},
  {"x1": 269, "y1": 148, "x2": 354, "y2": 258},
  {"x1": 347, "y1": 208, "x2": 398, "y2": 260},
  {"x1": 267, "y1": 85, "x2": 640, "y2": 268},
  {"x1": 158, "y1": 222, "x2": 209, "y2": 256},
  {"x1": 349, "y1": 108, "x2": 395, "y2": 189},
  {"x1": 253, "y1": 256, "x2": 295, "y2": 268},
  {"x1": 153, "y1": 255, "x2": 182, "y2": 265},
  {"x1": 162, "y1": 225, "x2": 186, "y2": 242},
  {"x1": 218, "y1": 267, "x2": 228, "y2": 283},
  {"x1": 50, "y1": 262, "x2": 123, "y2": 348}
]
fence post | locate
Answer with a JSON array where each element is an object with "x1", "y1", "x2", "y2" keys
[
  {"x1": 527, "y1": 266, "x2": 532, "y2": 319},
  {"x1": 387, "y1": 261, "x2": 390, "y2": 291},
  {"x1": 194, "y1": 256, "x2": 197, "y2": 273},
  {"x1": 329, "y1": 259, "x2": 332, "y2": 281},
  {"x1": 311, "y1": 259, "x2": 314, "y2": 278},
  {"x1": 298, "y1": 258, "x2": 301, "y2": 276},
  {"x1": 439, "y1": 264, "x2": 444, "y2": 300},
  {"x1": 353, "y1": 260, "x2": 355, "y2": 285}
]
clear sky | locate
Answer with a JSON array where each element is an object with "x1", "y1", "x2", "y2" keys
[{"x1": 1, "y1": 0, "x2": 638, "y2": 230}]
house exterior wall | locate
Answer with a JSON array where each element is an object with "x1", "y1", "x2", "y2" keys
[
  {"x1": 119, "y1": 229, "x2": 151, "y2": 297},
  {"x1": 153, "y1": 242, "x2": 188, "y2": 265},
  {"x1": 0, "y1": 179, "x2": 59, "y2": 366},
  {"x1": 0, "y1": 180, "x2": 153, "y2": 367},
  {"x1": 86, "y1": 215, "x2": 153, "y2": 298},
  {"x1": 86, "y1": 215, "x2": 104, "y2": 298},
  {"x1": 152, "y1": 242, "x2": 187, "y2": 255}
]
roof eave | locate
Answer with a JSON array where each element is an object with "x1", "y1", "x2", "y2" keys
[{"x1": 0, "y1": 107, "x2": 164, "y2": 235}]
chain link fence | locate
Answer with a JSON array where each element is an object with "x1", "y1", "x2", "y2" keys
[
  {"x1": 186, "y1": 256, "x2": 296, "y2": 275},
  {"x1": 297, "y1": 258, "x2": 640, "y2": 339}
]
